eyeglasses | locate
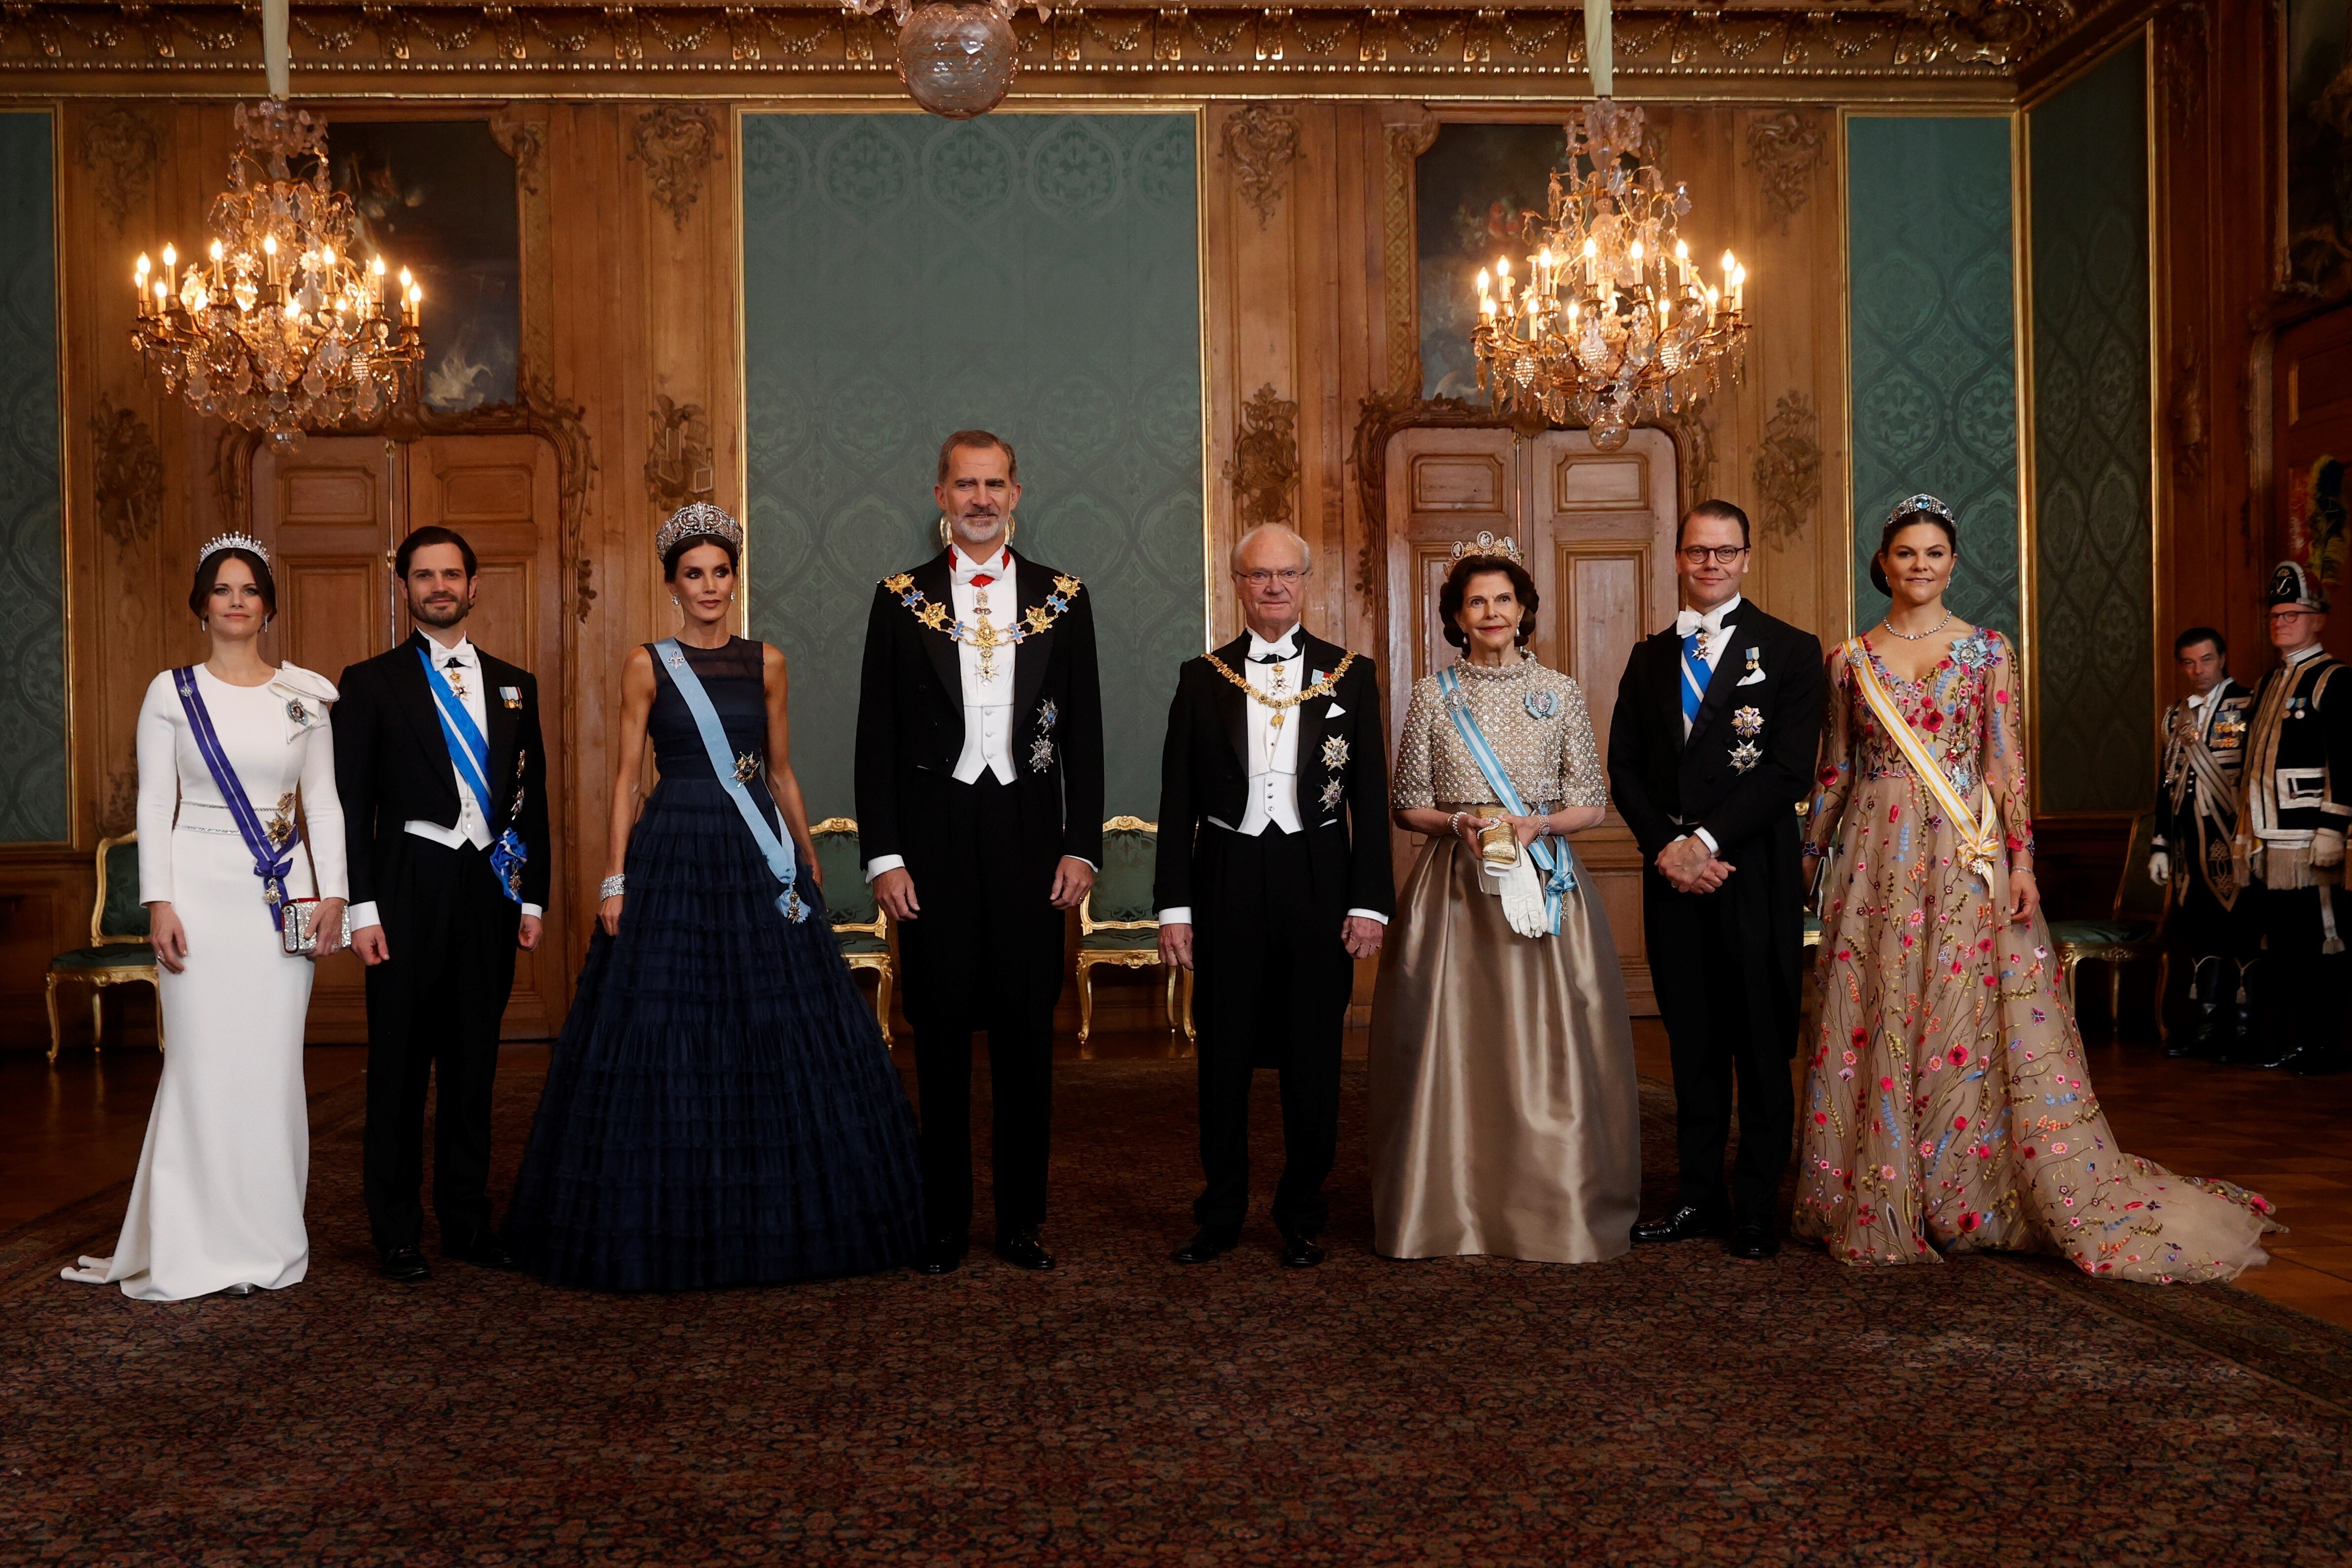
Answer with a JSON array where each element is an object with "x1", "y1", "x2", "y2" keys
[
  {"x1": 1237, "y1": 568, "x2": 1309, "y2": 586},
  {"x1": 1677, "y1": 546, "x2": 1749, "y2": 566}
]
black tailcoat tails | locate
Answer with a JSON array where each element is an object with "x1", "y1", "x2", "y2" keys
[
  {"x1": 1607, "y1": 599, "x2": 1825, "y2": 1230},
  {"x1": 853, "y1": 549, "x2": 1103, "y2": 1242},
  {"x1": 1152, "y1": 631, "x2": 1393, "y2": 1239},
  {"x1": 334, "y1": 630, "x2": 550, "y2": 1257}
]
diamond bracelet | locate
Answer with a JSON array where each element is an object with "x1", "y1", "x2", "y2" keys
[{"x1": 600, "y1": 875, "x2": 625, "y2": 900}]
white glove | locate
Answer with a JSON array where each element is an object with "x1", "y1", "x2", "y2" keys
[
  {"x1": 1485, "y1": 854, "x2": 1550, "y2": 939},
  {"x1": 2315, "y1": 828, "x2": 2345, "y2": 870},
  {"x1": 2147, "y1": 850, "x2": 2170, "y2": 885}
]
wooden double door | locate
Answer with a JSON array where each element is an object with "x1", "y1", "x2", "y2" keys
[
  {"x1": 249, "y1": 434, "x2": 568, "y2": 1042},
  {"x1": 1382, "y1": 427, "x2": 1680, "y2": 1013}
]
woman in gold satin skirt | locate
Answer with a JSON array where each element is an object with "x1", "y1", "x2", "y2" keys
[{"x1": 1370, "y1": 547, "x2": 1642, "y2": 1264}]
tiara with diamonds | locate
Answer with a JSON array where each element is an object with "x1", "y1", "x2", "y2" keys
[
  {"x1": 1450, "y1": 531, "x2": 1525, "y2": 565},
  {"x1": 1885, "y1": 494, "x2": 1956, "y2": 527},
  {"x1": 197, "y1": 531, "x2": 269, "y2": 567},
  {"x1": 654, "y1": 502, "x2": 743, "y2": 559}
]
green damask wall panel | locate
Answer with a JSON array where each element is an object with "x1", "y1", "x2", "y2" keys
[
  {"x1": 0, "y1": 113, "x2": 65, "y2": 844},
  {"x1": 1847, "y1": 117, "x2": 2019, "y2": 644},
  {"x1": 741, "y1": 113, "x2": 1203, "y2": 821},
  {"x1": 2030, "y1": 45, "x2": 2153, "y2": 814}
]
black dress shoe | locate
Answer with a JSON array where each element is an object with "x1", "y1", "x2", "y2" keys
[
  {"x1": 1279, "y1": 1234, "x2": 1326, "y2": 1268},
  {"x1": 1725, "y1": 1223, "x2": 1781, "y2": 1260},
  {"x1": 915, "y1": 1234, "x2": 968, "y2": 1276},
  {"x1": 994, "y1": 1230, "x2": 1055, "y2": 1270},
  {"x1": 452, "y1": 1239, "x2": 518, "y2": 1270},
  {"x1": 217, "y1": 1283, "x2": 257, "y2": 1298},
  {"x1": 379, "y1": 1245, "x2": 430, "y2": 1283},
  {"x1": 1630, "y1": 1204, "x2": 1728, "y2": 1245},
  {"x1": 1173, "y1": 1226, "x2": 1240, "y2": 1264}
]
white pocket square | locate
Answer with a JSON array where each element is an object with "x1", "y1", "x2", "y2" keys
[
  {"x1": 1326, "y1": 702, "x2": 1347, "y2": 718},
  {"x1": 1736, "y1": 669, "x2": 1767, "y2": 686}
]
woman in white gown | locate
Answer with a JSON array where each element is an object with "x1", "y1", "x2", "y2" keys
[{"x1": 64, "y1": 538, "x2": 348, "y2": 1302}]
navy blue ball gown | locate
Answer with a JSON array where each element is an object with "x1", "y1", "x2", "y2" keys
[{"x1": 505, "y1": 636, "x2": 923, "y2": 1290}]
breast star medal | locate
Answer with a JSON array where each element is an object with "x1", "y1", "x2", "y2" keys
[
  {"x1": 1728, "y1": 740, "x2": 1762, "y2": 773},
  {"x1": 1524, "y1": 689, "x2": 1558, "y2": 721},
  {"x1": 1030, "y1": 736, "x2": 1055, "y2": 773},
  {"x1": 733, "y1": 752, "x2": 764, "y2": 784},
  {"x1": 1732, "y1": 705, "x2": 1764, "y2": 738},
  {"x1": 1321, "y1": 734, "x2": 1350, "y2": 769},
  {"x1": 1319, "y1": 775, "x2": 1347, "y2": 812}
]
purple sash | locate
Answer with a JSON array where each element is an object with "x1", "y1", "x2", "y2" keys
[{"x1": 172, "y1": 666, "x2": 298, "y2": 929}]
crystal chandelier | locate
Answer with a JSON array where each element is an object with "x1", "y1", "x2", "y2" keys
[
  {"x1": 1469, "y1": 100, "x2": 1748, "y2": 453},
  {"x1": 844, "y1": 0, "x2": 1049, "y2": 119},
  {"x1": 130, "y1": 99, "x2": 422, "y2": 448}
]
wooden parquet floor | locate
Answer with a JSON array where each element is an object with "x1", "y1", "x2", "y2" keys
[{"x1": 9, "y1": 1014, "x2": 2351, "y2": 1326}]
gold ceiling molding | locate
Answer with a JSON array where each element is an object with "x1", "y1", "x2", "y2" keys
[{"x1": 0, "y1": 4, "x2": 2076, "y2": 83}]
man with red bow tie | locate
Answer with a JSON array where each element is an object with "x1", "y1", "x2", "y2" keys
[{"x1": 855, "y1": 430, "x2": 1103, "y2": 1276}]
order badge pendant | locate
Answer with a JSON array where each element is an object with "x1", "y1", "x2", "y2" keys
[{"x1": 1728, "y1": 740, "x2": 1762, "y2": 774}]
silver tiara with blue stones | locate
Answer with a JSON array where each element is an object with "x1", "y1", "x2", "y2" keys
[
  {"x1": 1886, "y1": 494, "x2": 1955, "y2": 527},
  {"x1": 197, "y1": 531, "x2": 269, "y2": 567},
  {"x1": 655, "y1": 502, "x2": 743, "y2": 559}
]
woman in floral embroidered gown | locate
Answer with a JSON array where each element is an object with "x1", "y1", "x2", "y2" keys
[{"x1": 1797, "y1": 496, "x2": 2273, "y2": 1282}]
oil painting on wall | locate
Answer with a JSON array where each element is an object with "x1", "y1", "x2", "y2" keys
[
  {"x1": 1417, "y1": 123, "x2": 1568, "y2": 402},
  {"x1": 329, "y1": 119, "x2": 521, "y2": 412},
  {"x1": 2288, "y1": 0, "x2": 2352, "y2": 296}
]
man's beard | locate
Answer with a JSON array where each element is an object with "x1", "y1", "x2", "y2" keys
[{"x1": 411, "y1": 595, "x2": 469, "y2": 629}]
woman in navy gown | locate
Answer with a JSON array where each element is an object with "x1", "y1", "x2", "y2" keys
[{"x1": 506, "y1": 503, "x2": 922, "y2": 1290}]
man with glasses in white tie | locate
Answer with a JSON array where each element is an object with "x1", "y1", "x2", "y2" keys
[
  {"x1": 1154, "y1": 523, "x2": 1392, "y2": 1267},
  {"x1": 1607, "y1": 500, "x2": 1825, "y2": 1259}
]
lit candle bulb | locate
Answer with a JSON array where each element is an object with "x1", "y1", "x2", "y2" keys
[
  {"x1": 135, "y1": 253, "x2": 150, "y2": 311},
  {"x1": 1731, "y1": 264, "x2": 1746, "y2": 313},
  {"x1": 372, "y1": 256, "x2": 388, "y2": 315},
  {"x1": 407, "y1": 282, "x2": 423, "y2": 331},
  {"x1": 153, "y1": 279, "x2": 169, "y2": 315},
  {"x1": 210, "y1": 239, "x2": 224, "y2": 263},
  {"x1": 1582, "y1": 235, "x2": 1598, "y2": 286}
]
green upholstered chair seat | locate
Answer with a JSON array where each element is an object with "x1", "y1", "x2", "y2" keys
[
  {"x1": 1080, "y1": 926, "x2": 1160, "y2": 952},
  {"x1": 1803, "y1": 915, "x2": 1824, "y2": 945},
  {"x1": 98, "y1": 839, "x2": 149, "y2": 939},
  {"x1": 51, "y1": 944, "x2": 154, "y2": 971},
  {"x1": 833, "y1": 933, "x2": 890, "y2": 955},
  {"x1": 2047, "y1": 919, "x2": 2152, "y2": 948},
  {"x1": 1090, "y1": 826, "x2": 1158, "y2": 926},
  {"x1": 809, "y1": 825, "x2": 881, "y2": 929}
]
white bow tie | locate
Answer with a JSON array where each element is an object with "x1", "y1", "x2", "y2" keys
[
  {"x1": 1249, "y1": 635, "x2": 1299, "y2": 663},
  {"x1": 1675, "y1": 608, "x2": 1728, "y2": 641},
  {"x1": 953, "y1": 550, "x2": 1010, "y2": 587}
]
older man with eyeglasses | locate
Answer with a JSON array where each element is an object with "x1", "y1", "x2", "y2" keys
[
  {"x1": 1153, "y1": 523, "x2": 1393, "y2": 1267},
  {"x1": 1607, "y1": 499, "x2": 1825, "y2": 1260}
]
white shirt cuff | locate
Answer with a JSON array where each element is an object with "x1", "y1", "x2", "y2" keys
[
  {"x1": 863, "y1": 854, "x2": 906, "y2": 883},
  {"x1": 1693, "y1": 828, "x2": 1719, "y2": 854},
  {"x1": 1158, "y1": 908, "x2": 1191, "y2": 925},
  {"x1": 1347, "y1": 908, "x2": 1389, "y2": 925},
  {"x1": 521, "y1": 903, "x2": 543, "y2": 920},
  {"x1": 347, "y1": 901, "x2": 381, "y2": 931}
]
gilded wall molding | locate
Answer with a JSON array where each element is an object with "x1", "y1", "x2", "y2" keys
[
  {"x1": 89, "y1": 395, "x2": 164, "y2": 553},
  {"x1": 1751, "y1": 389, "x2": 1822, "y2": 545},
  {"x1": 1382, "y1": 114, "x2": 1437, "y2": 396},
  {"x1": 73, "y1": 105, "x2": 159, "y2": 231},
  {"x1": 1226, "y1": 382, "x2": 1301, "y2": 526},
  {"x1": 0, "y1": 4, "x2": 2077, "y2": 85},
  {"x1": 1743, "y1": 108, "x2": 1828, "y2": 232},
  {"x1": 645, "y1": 393, "x2": 716, "y2": 512},
  {"x1": 630, "y1": 103, "x2": 721, "y2": 230},
  {"x1": 1219, "y1": 102, "x2": 1300, "y2": 230}
]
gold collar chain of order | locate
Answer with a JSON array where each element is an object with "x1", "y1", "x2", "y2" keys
[
  {"x1": 882, "y1": 570, "x2": 1084, "y2": 676},
  {"x1": 1204, "y1": 648, "x2": 1356, "y2": 731}
]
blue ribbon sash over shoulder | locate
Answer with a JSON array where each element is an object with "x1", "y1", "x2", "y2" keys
[
  {"x1": 1437, "y1": 664, "x2": 1577, "y2": 936},
  {"x1": 654, "y1": 639, "x2": 808, "y2": 924},
  {"x1": 418, "y1": 647, "x2": 526, "y2": 904},
  {"x1": 172, "y1": 666, "x2": 299, "y2": 929}
]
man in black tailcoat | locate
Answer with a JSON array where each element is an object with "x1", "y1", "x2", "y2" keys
[
  {"x1": 1154, "y1": 523, "x2": 1393, "y2": 1268},
  {"x1": 1608, "y1": 499, "x2": 1825, "y2": 1259},
  {"x1": 856, "y1": 430, "x2": 1103, "y2": 1275},
  {"x1": 336, "y1": 526, "x2": 550, "y2": 1283}
]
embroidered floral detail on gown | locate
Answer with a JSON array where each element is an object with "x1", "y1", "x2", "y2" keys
[{"x1": 1797, "y1": 629, "x2": 2274, "y2": 1282}]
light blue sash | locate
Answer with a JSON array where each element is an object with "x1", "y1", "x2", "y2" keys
[
  {"x1": 1437, "y1": 664, "x2": 1576, "y2": 936},
  {"x1": 653, "y1": 639, "x2": 807, "y2": 924}
]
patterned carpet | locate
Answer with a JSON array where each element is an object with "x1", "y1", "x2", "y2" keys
[{"x1": 5, "y1": 1055, "x2": 2352, "y2": 1566}]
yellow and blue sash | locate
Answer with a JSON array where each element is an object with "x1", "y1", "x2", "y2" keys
[{"x1": 1843, "y1": 638, "x2": 2001, "y2": 889}]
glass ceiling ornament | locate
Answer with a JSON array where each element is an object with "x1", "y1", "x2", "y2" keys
[
  {"x1": 1469, "y1": 97, "x2": 1748, "y2": 453},
  {"x1": 128, "y1": 1, "x2": 420, "y2": 450},
  {"x1": 843, "y1": 0, "x2": 1051, "y2": 119}
]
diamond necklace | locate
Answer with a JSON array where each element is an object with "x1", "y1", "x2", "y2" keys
[{"x1": 1879, "y1": 610, "x2": 1953, "y2": 642}]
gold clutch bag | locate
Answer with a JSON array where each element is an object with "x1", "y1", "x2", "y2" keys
[
  {"x1": 279, "y1": 897, "x2": 322, "y2": 956},
  {"x1": 1473, "y1": 805, "x2": 1520, "y2": 868}
]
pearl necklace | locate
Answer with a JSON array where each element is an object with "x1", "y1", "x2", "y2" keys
[{"x1": 1879, "y1": 610, "x2": 1953, "y2": 642}]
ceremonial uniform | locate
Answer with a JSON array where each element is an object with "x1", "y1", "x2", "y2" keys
[
  {"x1": 2237, "y1": 562, "x2": 2352, "y2": 1074},
  {"x1": 2151, "y1": 676, "x2": 2256, "y2": 1055},
  {"x1": 854, "y1": 541, "x2": 1103, "y2": 1254}
]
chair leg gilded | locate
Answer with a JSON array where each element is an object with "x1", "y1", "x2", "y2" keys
[
  {"x1": 45, "y1": 973, "x2": 61, "y2": 1064},
  {"x1": 2153, "y1": 951, "x2": 2170, "y2": 1044},
  {"x1": 2108, "y1": 964, "x2": 2124, "y2": 1035},
  {"x1": 1077, "y1": 961, "x2": 1095, "y2": 1048},
  {"x1": 874, "y1": 964, "x2": 893, "y2": 1048},
  {"x1": 2060, "y1": 953, "x2": 2081, "y2": 1009},
  {"x1": 92, "y1": 991, "x2": 105, "y2": 1051}
]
